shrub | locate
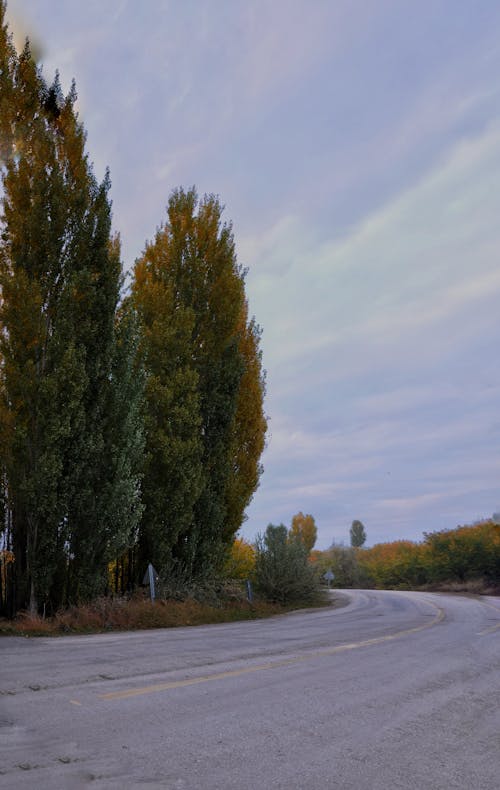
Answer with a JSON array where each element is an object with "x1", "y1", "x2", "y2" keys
[{"x1": 254, "y1": 524, "x2": 323, "y2": 605}]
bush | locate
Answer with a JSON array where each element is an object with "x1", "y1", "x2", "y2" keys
[{"x1": 254, "y1": 524, "x2": 323, "y2": 605}]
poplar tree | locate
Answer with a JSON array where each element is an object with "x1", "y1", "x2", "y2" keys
[
  {"x1": 350, "y1": 520, "x2": 367, "y2": 548},
  {"x1": 0, "y1": 45, "x2": 87, "y2": 611},
  {"x1": 132, "y1": 243, "x2": 204, "y2": 577},
  {"x1": 290, "y1": 512, "x2": 317, "y2": 553},
  {"x1": 133, "y1": 187, "x2": 266, "y2": 579},
  {"x1": 66, "y1": 301, "x2": 144, "y2": 602},
  {"x1": 0, "y1": 9, "x2": 143, "y2": 610}
]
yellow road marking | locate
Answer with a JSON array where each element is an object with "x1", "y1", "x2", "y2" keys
[
  {"x1": 99, "y1": 603, "x2": 445, "y2": 701},
  {"x1": 477, "y1": 623, "x2": 500, "y2": 635},
  {"x1": 476, "y1": 597, "x2": 500, "y2": 636},
  {"x1": 69, "y1": 699, "x2": 82, "y2": 706}
]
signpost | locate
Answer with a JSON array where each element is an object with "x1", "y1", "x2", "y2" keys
[
  {"x1": 323, "y1": 569, "x2": 335, "y2": 588},
  {"x1": 142, "y1": 563, "x2": 159, "y2": 602}
]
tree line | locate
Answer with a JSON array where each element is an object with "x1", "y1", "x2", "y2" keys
[
  {"x1": 0, "y1": 3, "x2": 266, "y2": 616},
  {"x1": 311, "y1": 520, "x2": 500, "y2": 590}
]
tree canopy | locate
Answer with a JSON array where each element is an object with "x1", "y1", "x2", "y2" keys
[
  {"x1": 350, "y1": 520, "x2": 367, "y2": 548},
  {"x1": 290, "y1": 512, "x2": 317, "y2": 553}
]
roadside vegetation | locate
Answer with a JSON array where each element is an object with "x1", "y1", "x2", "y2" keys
[
  {"x1": 254, "y1": 523, "x2": 324, "y2": 606},
  {"x1": 311, "y1": 519, "x2": 500, "y2": 595},
  {"x1": 0, "y1": 515, "x2": 328, "y2": 635},
  {"x1": 0, "y1": 589, "x2": 288, "y2": 637}
]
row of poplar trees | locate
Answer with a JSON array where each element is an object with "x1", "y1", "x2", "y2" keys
[{"x1": 0, "y1": 3, "x2": 266, "y2": 616}]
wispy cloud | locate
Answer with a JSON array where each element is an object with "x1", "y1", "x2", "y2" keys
[
  {"x1": 244, "y1": 122, "x2": 500, "y2": 372},
  {"x1": 242, "y1": 121, "x2": 500, "y2": 544}
]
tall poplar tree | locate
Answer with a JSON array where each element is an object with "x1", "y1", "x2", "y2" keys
[
  {"x1": 132, "y1": 243, "x2": 204, "y2": 576},
  {"x1": 0, "y1": 9, "x2": 143, "y2": 611},
  {"x1": 290, "y1": 512, "x2": 317, "y2": 553},
  {"x1": 350, "y1": 520, "x2": 367, "y2": 548},
  {"x1": 0, "y1": 42, "x2": 87, "y2": 612},
  {"x1": 133, "y1": 187, "x2": 266, "y2": 579}
]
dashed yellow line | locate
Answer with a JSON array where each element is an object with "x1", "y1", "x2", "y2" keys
[
  {"x1": 476, "y1": 597, "x2": 500, "y2": 636},
  {"x1": 477, "y1": 622, "x2": 500, "y2": 636},
  {"x1": 99, "y1": 602, "x2": 445, "y2": 701}
]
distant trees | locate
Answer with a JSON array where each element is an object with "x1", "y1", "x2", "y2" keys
[
  {"x1": 310, "y1": 543, "x2": 364, "y2": 588},
  {"x1": 350, "y1": 520, "x2": 366, "y2": 548},
  {"x1": 357, "y1": 540, "x2": 427, "y2": 588},
  {"x1": 290, "y1": 512, "x2": 317, "y2": 552},
  {"x1": 422, "y1": 522, "x2": 500, "y2": 583},
  {"x1": 311, "y1": 520, "x2": 500, "y2": 590}
]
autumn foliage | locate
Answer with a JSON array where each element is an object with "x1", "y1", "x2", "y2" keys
[
  {"x1": 289, "y1": 512, "x2": 317, "y2": 552},
  {"x1": 224, "y1": 537, "x2": 256, "y2": 580},
  {"x1": 314, "y1": 520, "x2": 500, "y2": 591}
]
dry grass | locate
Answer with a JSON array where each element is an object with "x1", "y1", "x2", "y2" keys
[{"x1": 0, "y1": 595, "x2": 293, "y2": 636}]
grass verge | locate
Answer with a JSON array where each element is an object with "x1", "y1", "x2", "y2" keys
[{"x1": 0, "y1": 594, "x2": 332, "y2": 637}]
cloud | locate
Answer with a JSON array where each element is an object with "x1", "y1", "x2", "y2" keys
[
  {"x1": 244, "y1": 122, "x2": 500, "y2": 377},
  {"x1": 240, "y1": 123, "x2": 500, "y2": 544}
]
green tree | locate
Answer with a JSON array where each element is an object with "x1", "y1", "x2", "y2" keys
[
  {"x1": 0, "y1": 18, "x2": 143, "y2": 610},
  {"x1": 0, "y1": 44, "x2": 88, "y2": 612},
  {"x1": 132, "y1": 234, "x2": 204, "y2": 578},
  {"x1": 61, "y1": 174, "x2": 139, "y2": 603},
  {"x1": 254, "y1": 524, "x2": 320, "y2": 605},
  {"x1": 290, "y1": 512, "x2": 317, "y2": 553},
  {"x1": 133, "y1": 187, "x2": 266, "y2": 579},
  {"x1": 350, "y1": 519, "x2": 366, "y2": 548},
  {"x1": 75, "y1": 304, "x2": 145, "y2": 597}
]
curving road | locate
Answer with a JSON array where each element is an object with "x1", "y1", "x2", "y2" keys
[{"x1": 1, "y1": 589, "x2": 499, "y2": 789}]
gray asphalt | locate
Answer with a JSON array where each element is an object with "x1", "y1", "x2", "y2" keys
[{"x1": 0, "y1": 589, "x2": 499, "y2": 789}]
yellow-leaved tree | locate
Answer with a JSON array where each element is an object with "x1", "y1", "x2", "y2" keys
[
  {"x1": 224, "y1": 536, "x2": 256, "y2": 580},
  {"x1": 289, "y1": 512, "x2": 317, "y2": 553}
]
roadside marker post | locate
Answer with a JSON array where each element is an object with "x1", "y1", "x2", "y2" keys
[{"x1": 143, "y1": 563, "x2": 159, "y2": 602}]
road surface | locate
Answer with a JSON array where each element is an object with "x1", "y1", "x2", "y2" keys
[{"x1": 1, "y1": 589, "x2": 499, "y2": 789}]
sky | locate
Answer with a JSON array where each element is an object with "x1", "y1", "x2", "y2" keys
[{"x1": 6, "y1": 0, "x2": 500, "y2": 549}]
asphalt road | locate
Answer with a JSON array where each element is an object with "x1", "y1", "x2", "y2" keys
[{"x1": 1, "y1": 589, "x2": 499, "y2": 789}]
